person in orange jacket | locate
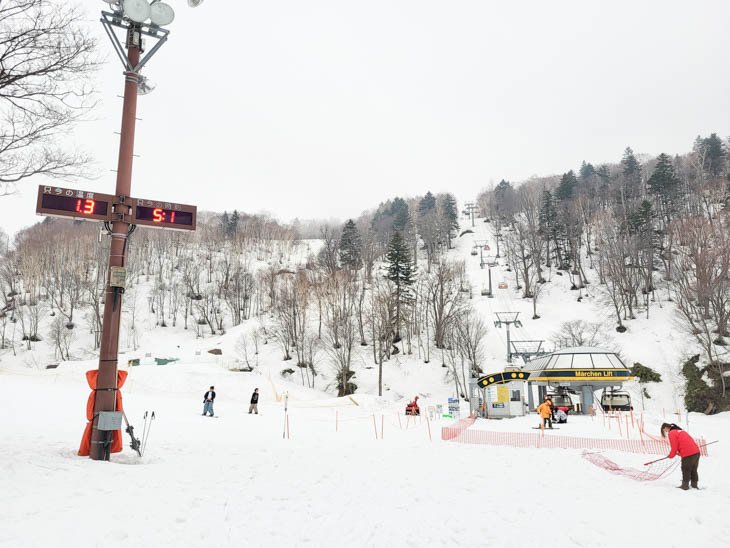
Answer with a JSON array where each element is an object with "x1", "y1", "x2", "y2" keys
[
  {"x1": 661, "y1": 423, "x2": 701, "y2": 490},
  {"x1": 537, "y1": 398, "x2": 553, "y2": 429}
]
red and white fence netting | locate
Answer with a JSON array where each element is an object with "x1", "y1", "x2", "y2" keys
[
  {"x1": 442, "y1": 420, "x2": 709, "y2": 457},
  {"x1": 581, "y1": 450, "x2": 679, "y2": 481}
]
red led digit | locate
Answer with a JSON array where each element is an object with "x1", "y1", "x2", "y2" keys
[
  {"x1": 153, "y1": 208, "x2": 164, "y2": 223},
  {"x1": 170, "y1": 211, "x2": 175, "y2": 223},
  {"x1": 76, "y1": 199, "x2": 83, "y2": 213},
  {"x1": 83, "y1": 199, "x2": 95, "y2": 214}
]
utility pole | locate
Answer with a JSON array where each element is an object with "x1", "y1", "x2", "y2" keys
[{"x1": 494, "y1": 312, "x2": 522, "y2": 364}]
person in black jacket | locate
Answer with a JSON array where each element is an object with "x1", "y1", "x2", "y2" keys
[
  {"x1": 202, "y1": 386, "x2": 216, "y2": 416},
  {"x1": 249, "y1": 388, "x2": 259, "y2": 414}
]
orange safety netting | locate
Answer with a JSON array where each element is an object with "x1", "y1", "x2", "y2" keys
[
  {"x1": 581, "y1": 450, "x2": 679, "y2": 481},
  {"x1": 78, "y1": 369, "x2": 128, "y2": 456}
]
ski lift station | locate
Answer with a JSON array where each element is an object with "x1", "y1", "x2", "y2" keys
[{"x1": 469, "y1": 347, "x2": 635, "y2": 418}]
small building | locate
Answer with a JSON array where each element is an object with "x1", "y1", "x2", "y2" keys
[
  {"x1": 522, "y1": 346, "x2": 635, "y2": 414},
  {"x1": 469, "y1": 369, "x2": 529, "y2": 418}
]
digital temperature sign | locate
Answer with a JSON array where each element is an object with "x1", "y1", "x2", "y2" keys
[
  {"x1": 36, "y1": 186, "x2": 114, "y2": 221},
  {"x1": 132, "y1": 199, "x2": 197, "y2": 231}
]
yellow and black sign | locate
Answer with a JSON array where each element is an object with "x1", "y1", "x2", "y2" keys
[
  {"x1": 528, "y1": 369, "x2": 634, "y2": 383},
  {"x1": 476, "y1": 371, "x2": 528, "y2": 388}
]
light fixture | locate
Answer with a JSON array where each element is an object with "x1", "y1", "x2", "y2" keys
[
  {"x1": 149, "y1": 2, "x2": 175, "y2": 26},
  {"x1": 123, "y1": 0, "x2": 151, "y2": 23},
  {"x1": 188, "y1": 0, "x2": 204, "y2": 7},
  {"x1": 137, "y1": 74, "x2": 156, "y2": 95}
]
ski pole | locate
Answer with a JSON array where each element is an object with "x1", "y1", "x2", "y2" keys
[
  {"x1": 142, "y1": 411, "x2": 155, "y2": 455},
  {"x1": 141, "y1": 411, "x2": 149, "y2": 448}
]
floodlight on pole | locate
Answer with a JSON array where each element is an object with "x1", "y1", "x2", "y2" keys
[{"x1": 91, "y1": 0, "x2": 190, "y2": 461}]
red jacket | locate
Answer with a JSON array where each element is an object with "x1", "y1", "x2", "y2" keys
[{"x1": 667, "y1": 429, "x2": 700, "y2": 458}]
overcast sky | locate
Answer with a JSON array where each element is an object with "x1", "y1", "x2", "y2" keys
[{"x1": 2, "y1": 0, "x2": 730, "y2": 236}]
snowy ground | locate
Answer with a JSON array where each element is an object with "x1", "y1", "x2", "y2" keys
[
  {"x1": 1, "y1": 358, "x2": 728, "y2": 548},
  {"x1": 2, "y1": 215, "x2": 728, "y2": 547}
]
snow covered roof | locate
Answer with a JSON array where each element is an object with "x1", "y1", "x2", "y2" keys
[{"x1": 522, "y1": 347, "x2": 628, "y2": 372}]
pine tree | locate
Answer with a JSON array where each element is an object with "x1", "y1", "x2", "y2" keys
[
  {"x1": 647, "y1": 153, "x2": 680, "y2": 223},
  {"x1": 441, "y1": 193, "x2": 459, "y2": 248},
  {"x1": 230, "y1": 210, "x2": 240, "y2": 237},
  {"x1": 339, "y1": 219, "x2": 362, "y2": 270},
  {"x1": 694, "y1": 133, "x2": 727, "y2": 178},
  {"x1": 385, "y1": 231, "x2": 415, "y2": 341},
  {"x1": 556, "y1": 170, "x2": 578, "y2": 201},
  {"x1": 418, "y1": 191, "x2": 436, "y2": 215},
  {"x1": 391, "y1": 197, "x2": 410, "y2": 232}
]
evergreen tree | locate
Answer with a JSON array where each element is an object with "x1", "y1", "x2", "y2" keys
[
  {"x1": 339, "y1": 219, "x2": 362, "y2": 270},
  {"x1": 621, "y1": 147, "x2": 641, "y2": 179},
  {"x1": 579, "y1": 161, "x2": 596, "y2": 182},
  {"x1": 385, "y1": 231, "x2": 415, "y2": 341},
  {"x1": 418, "y1": 191, "x2": 436, "y2": 215},
  {"x1": 391, "y1": 197, "x2": 410, "y2": 232},
  {"x1": 556, "y1": 170, "x2": 578, "y2": 201},
  {"x1": 647, "y1": 153, "x2": 680, "y2": 222},
  {"x1": 230, "y1": 210, "x2": 240, "y2": 237},
  {"x1": 494, "y1": 179, "x2": 515, "y2": 220},
  {"x1": 441, "y1": 193, "x2": 459, "y2": 248},
  {"x1": 694, "y1": 133, "x2": 727, "y2": 178}
]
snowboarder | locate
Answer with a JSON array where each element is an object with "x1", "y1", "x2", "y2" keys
[
  {"x1": 202, "y1": 386, "x2": 216, "y2": 417},
  {"x1": 661, "y1": 423, "x2": 701, "y2": 490},
  {"x1": 249, "y1": 388, "x2": 259, "y2": 414},
  {"x1": 536, "y1": 398, "x2": 553, "y2": 429}
]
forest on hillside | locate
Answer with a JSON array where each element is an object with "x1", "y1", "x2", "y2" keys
[{"x1": 1, "y1": 134, "x2": 728, "y2": 412}]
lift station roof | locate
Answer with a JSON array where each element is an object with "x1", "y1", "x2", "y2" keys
[{"x1": 523, "y1": 346, "x2": 633, "y2": 386}]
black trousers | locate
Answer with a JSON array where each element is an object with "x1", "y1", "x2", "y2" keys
[
  {"x1": 680, "y1": 453, "x2": 700, "y2": 488},
  {"x1": 542, "y1": 416, "x2": 553, "y2": 428}
]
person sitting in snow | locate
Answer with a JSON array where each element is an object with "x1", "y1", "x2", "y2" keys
[
  {"x1": 554, "y1": 408, "x2": 568, "y2": 424},
  {"x1": 405, "y1": 395, "x2": 420, "y2": 416},
  {"x1": 202, "y1": 386, "x2": 216, "y2": 417}
]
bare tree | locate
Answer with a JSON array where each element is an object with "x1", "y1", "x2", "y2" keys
[{"x1": 0, "y1": 0, "x2": 99, "y2": 193}]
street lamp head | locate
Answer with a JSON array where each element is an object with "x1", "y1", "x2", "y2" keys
[
  {"x1": 149, "y1": 2, "x2": 175, "y2": 26},
  {"x1": 123, "y1": 0, "x2": 151, "y2": 23}
]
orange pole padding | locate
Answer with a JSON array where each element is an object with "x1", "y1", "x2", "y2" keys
[{"x1": 78, "y1": 370, "x2": 128, "y2": 456}]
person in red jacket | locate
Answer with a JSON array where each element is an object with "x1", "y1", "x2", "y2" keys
[{"x1": 661, "y1": 422, "x2": 701, "y2": 490}]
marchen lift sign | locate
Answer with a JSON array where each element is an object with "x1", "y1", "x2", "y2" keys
[{"x1": 36, "y1": 186, "x2": 115, "y2": 222}]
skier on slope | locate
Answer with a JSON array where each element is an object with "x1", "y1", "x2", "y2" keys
[
  {"x1": 661, "y1": 422, "x2": 701, "y2": 490},
  {"x1": 202, "y1": 386, "x2": 216, "y2": 417}
]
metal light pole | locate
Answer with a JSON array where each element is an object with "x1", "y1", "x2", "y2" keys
[
  {"x1": 90, "y1": 3, "x2": 180, "y2": 460},
  {"x1": 89, "y1": 31, "x2": 140, "y2": 461}
]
